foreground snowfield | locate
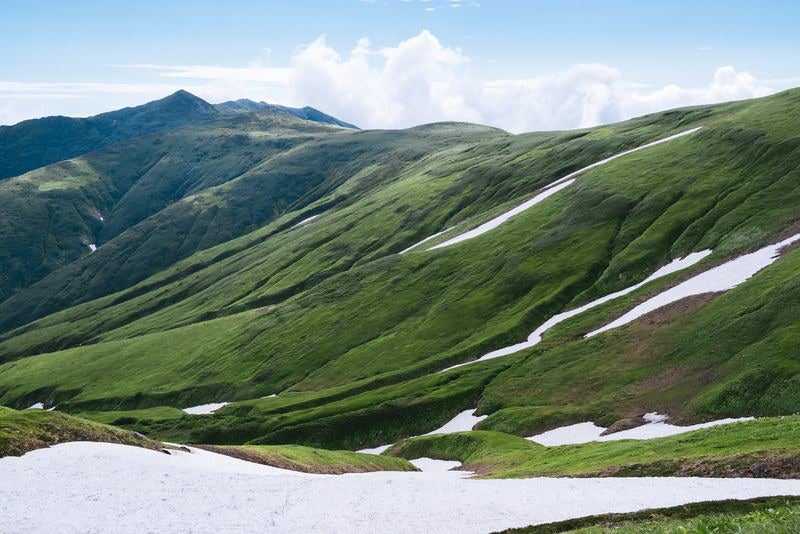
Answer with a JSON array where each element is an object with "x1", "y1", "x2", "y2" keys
[{"x1": 3, "y1": 442, "x2": 800, "y2": 534}]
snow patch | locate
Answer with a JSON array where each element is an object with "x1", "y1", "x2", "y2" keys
[
  {"x1": 3, "y1": 441, "x2": 800, "y2": 534},
  {"x1": 25, "y1": 402, "x2": 44, "y2": 410},
  {"x1": 357, "y1": 409, "x2": 486, "y2": 454},
  {"x1": 442, "y1": 250, "x2": 710, "y2": 372},
  {"x1": 643, "y1": 412, "x2": 669, "y2": 424},
  {"x1": 428, "y1": 127, "x2": 702, "y2": 251},
  {"x1": 88, "y1": 244, "x2": 97, "y2": 253},
  {"x1": 527, "y1": 416, "x2": 754, "y2": 446},
  {"x1": 291, "y1": 214, "x2": 321, "y2": 228},
  {"x1": 357, "y1": 444, "x2": 393, "y2": 455},
  {"x1": 429, "y1": 180, "x2": 575, "y2": 250},
  {"x1": 527, "y1": 422, "x2": 606, "y2": 446},
  {"x1": 410, "y1": 457, "x2": 464, "y2": 472},
  {"x1": 182, "y1": 402, "x2": 230, "y2": 415},
  {"x1": 587, "y1": 233, "x2": 800, "y2": 337},
  {"x1": 399, "y1": 226, "x2": 455, "y2": 254},
  {"x1": 424, "y1": 409, "x2": 487, "y2": 435}
]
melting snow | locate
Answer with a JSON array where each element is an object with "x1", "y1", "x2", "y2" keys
[
  {"x1": 3, "y1": 441, "x2": 800, "y2": 533},
  {"x1": 643, "y1": 412, "x2": 669, "y2": 424},
  {"x1": 429, "y1": 180, "x2": 575, "y2": 250},
  {"x1": 424, "y1": 409, "x2": 488, "y2": 435},
  {"x1": 442, "y1": 250, "x2": 711, "y2": 372},
  {"x1": 410, "y1": 457, "x2": 464, "y2": 472},
  {"x1": 399, "y1": 226, "x2": 455, "y2": 254},
  {"x1": 527, "y1": 415, "x2": 754, "y2": 446},
  {"x1": 587, "y1": 233, "x2": 800, "y2": 337},
  {"x1": 357, "y1": 409, "x2": 486, "y2": 455},
  {"x1": 428, "y1": 127, "x2": 702, "y2": 251},
  {"x1": 25, "y1": 402, "x2": 44, "y2": 410},
  {"x1": 357, "y1": 444, "x2": 393, "y2": 455},
  {"x1": 182, "y1": 402, "x2": 230, "y2": 415},
  {"x1": 291, "y1": 214, "x2": 321, "y2": 229}
]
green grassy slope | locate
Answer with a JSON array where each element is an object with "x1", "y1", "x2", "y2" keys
[
  {"x1": 0, "y1": 406, "x2": 165, "y2": 457},
  {"x1": 0, "y1": 105, "x2": 716, "y2": 360},
  {"x1": 498, "y1": 497, "x2": 800, "y2": 534},
  {"x1": 0, "y1": 90, "x2": 798, "y2": 452},
  {"x1": 0, "y1": 111, "x2": 341, "y2": 305},
  {"x1": 196, "y1": 443, "x2": 415, "y2": 473},
  {"x1": 0, "y1": 90, "x2": 217, "y2": 181},
  {"x1": 388, "y1": 416, "x2": 800, "y2": 479}
]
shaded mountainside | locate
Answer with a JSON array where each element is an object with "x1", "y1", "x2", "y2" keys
[
  {"x1": 0, "y1": 89, "x2": 799, "y2": 455},
  {"x1": 216, "y1": 98, "x2": 359, "y2": 129},
  {"x1": 0, "y1": 90, "x2": 216, "y2": 180},
  {"x1": 0, "y1": 111, "x2": 346, "y2": 302},
  {"x1": 0, "y1": 90, "x2": 358, "y2": 181}
]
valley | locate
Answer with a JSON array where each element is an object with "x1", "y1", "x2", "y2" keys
[{"x1": 2, "y1": 87, "x2": 800, "y2": 532}]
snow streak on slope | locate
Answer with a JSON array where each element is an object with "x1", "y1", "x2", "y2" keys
[
  {"x1": 587, "y1": 233, "x2": 800, "y2": 337},
  {"x1": 4, "y1": 442, "x2": 800, "y2": 534},
  {"x1": 442, "y1": 250, "x2": 711, "y2": 372},
  {"x1": 291, "y1": 214, "x2": 321, "y2": 229},
  {"x1": 357, "y1": 409, "x2": 486, "y2": 454},
  {"x1": 429, "y1": 180, "x2": 575, "y2": 250},
  {"x1": 400, "y1": 226, "x2": 455, "y2": 254},
  {"x1": 182, "y1": 402, "x2": 230, "y2": 415},
  {"x1": 424, "y1": 409, "x2": 488, "y2": 435},
  {"x1": 427, "y1": 127, "x2": 703, "y2": 251},
  {"x1": 528, "y1": 415, "x2": 754, "y2": 446}
]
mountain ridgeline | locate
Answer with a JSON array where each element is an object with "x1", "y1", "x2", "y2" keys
[
  {"x1": 0, "y1": 88, "x2": 799, "y2": 452},
  {"x1": 0, "y1": 90, "x2": 356, "y2": 181}
]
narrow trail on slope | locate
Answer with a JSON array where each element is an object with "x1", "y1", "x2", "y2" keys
[{"x1": 411, "y1": 127, "x2": 703, "y2": 251}]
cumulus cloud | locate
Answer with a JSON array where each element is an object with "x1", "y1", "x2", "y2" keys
[
  {"x1": 280, "y1": 31, "x2": 776, "y2": 132},
  {"x1": 0, "y1": 30, "x2": 789, "y2": 130},
  {"x1": 288, "y1": 31, "x2": 481, "y2": 128}
]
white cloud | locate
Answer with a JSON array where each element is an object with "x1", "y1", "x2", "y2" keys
[
  {"x1": 0, "y1": 31, "x2": 791, "y2": 130},
  {"x1": 280, "y1": 32, "x2": 777, "y2": 132}
]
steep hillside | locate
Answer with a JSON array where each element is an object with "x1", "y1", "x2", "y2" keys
[
  {"x1": 0, "y1": 90, "x2": 216, "y2": 180},
  {"x1": 0, "y1": 89, "x2": 798, "y2": 455},
  {"x1": 0, "y1": 90, "x2": 357, "y2": 181},
  {"x1": 0, "y1": 111, "x2": 345, "y2": 301}
]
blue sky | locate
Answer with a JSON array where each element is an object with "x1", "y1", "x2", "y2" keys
[{"x1": 2, "y1": 0, "x2": 799, "y2": 130}]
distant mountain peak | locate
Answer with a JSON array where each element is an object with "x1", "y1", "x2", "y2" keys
[
  {"x1": 215, "y1": 98, "x2": 358, "y2": 129},
  {"x1": 129, "y1": 90, "x2": 216, "y2": 116}
]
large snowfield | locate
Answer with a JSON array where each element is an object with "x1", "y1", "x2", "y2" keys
[{"x1": 2, "y1": 441, "x2": 800, "y2": 534}]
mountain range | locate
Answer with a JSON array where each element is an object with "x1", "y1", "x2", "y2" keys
[{"x1": 1, "y1": 88, "x2": 799, "y2": 456}]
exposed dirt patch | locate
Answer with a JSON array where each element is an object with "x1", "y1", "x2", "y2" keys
[
  {"x1": 633, "y1": 292, "x2": 718, "y2": 328},
  {"x1": 600, "y1": 415, "x2": 646, "y2": 436},
  {"x1": 582, "y1": 452, "x2": 800, "y2": 479}
]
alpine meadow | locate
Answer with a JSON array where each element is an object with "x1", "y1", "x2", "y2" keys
[{"x1": 2, "y1": 2, "x2": 800, "y2": 532}]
